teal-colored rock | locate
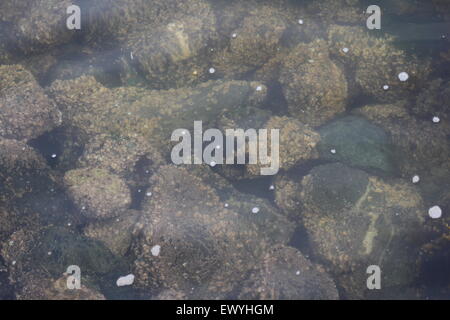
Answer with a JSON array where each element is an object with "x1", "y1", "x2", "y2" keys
[{"x1": 318, "y1": 115, "x2": 397, "y2": 175}]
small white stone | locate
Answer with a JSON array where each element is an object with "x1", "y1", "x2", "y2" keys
[
  {"x1": 298, "y1": 19, "x2": 304, "y2": 25},
  {"x1": 342, "y1": 47, "x2": 349, "y2": 53},
  {"x1": 432, "y1": 116, "x2": 440, "y2": 123},
  {"x1": 146, "y1": 192, "x2": 152, "y2": 197},
  {"x1": 67, "y1": 222, "x2": 72, "y2": 227},
  {"x1": 51, "y1": 154, "x2": 57, "y2": 158},
  {"x1": 224, "y1": 203, "x2": 229, "y2": 208},
  {"x1": 151, "y1": 245, "x2": 161, "y2": 257},
  {"x1": 383, "y1": 85, "x2": 390, "y2": 90},
  {"x1": 398, "y1": 72, "x2": 409, "y2": 82},
  {"x1": 330, "y1": 149, "x2": 337, "y2": 154},
  {"x1": 81, "y1": 206, "x2": 86, "y2": 210},
  {"x1": 232, "y1": 33, "x2": 237, "y2": 38},
  {"x1": 252, "y1": 207, "x2": 260, "y2": 214},
  {"x1": 9, "y1": 241, "x2": 13, "y2": 246},
  {"x1": 48, "y1": 251, "x2": 52, "y2": 256},
  {"x1": 412, "y1": 175, "x2": 420, "y2": 184},
  {"x1": 296, "y1": 270, "x2": 300, "y2": 275},
  {"x1": 116, "y1": 274, "x2": 135, "y2": 287},
  {"x1": 256, "y1": 85, "x2": 263, "y2": 92},
  {"x1": 137, "y1": 189, "x2": 142, "y2": 193},
  {"x1": 428, "y1": 206, "x2": 442, "y2": 219},
  {"x1": 12, "y1": 261, "x2": 16, "y2": 266},
  {"x1": 209, "y1": 67, "x2": 216, "y2": 74},
  {"x1": 269, "y1": 185, "x2": 275, "y2": 191}
]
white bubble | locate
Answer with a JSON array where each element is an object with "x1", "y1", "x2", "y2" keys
[
  {"x1": 342, "y1": 47, "x2": 349, "y2": 53},
  {"x1": 12, "y1": 261, "x2": 16, "y2": 266},
  {"x1": 67, "y1": 222, "x2": 72, "y2": 227},
  {"x1": 116, "y1": 274, "x2": 135, "y2": 287},
  {"x1": 48, "y1": 251, "x2": 52, "y2": 256},
  {"x1": 432, "y1": 116, "x2": 440, "y2": 123},
  {"x1": 256, "y1": 85, "x2": 263, "y2": 92},
  {"x1": 224, "y1": 203, "x2": 229, "y2": 208},
  {"x1": 296, "y1": 270, "x2": 300, "y2": 275},
  {"x1": 81, "y1": 206, "x2": 86, "y2": 210},
  {"x1": 298, "y1": 19, "x2": 304, "y2": 25},
  {"x1": 269, "y1": 185, "x2": 275, "y2": 191},
  {"x1": 330, "y1": 149, "x2": 337, "y2": 154},
  {"x1": 383, "y1": 85, "x2": 389, "y2": 90},
  {"x1": 209, "y1": 67, "x2": 216, "y2": 74},
  {"x1": 398, "y1": 72, "x2": 409, "y2": 82},
  {"x1": 151, "y1": 245, "x2": 161, "y2": 257},
  {"x1": 232, "y1": 33, "x2": 237, "y2": 38},
  {"x1": 51, "y1": 154, "x2": 57, "y2": 158},
  {"x1": 428, "y1": 206, "x2": 442, "y2": 219},
  {"x1": 146, "y1": 192, "x2": 152, "y2": 197},
  {"x1": 252, "y1": 207, "x2": 260, "y2": 214},
  {"x1": 412, "y1": 175, "x2": 420, "y2": 184}
]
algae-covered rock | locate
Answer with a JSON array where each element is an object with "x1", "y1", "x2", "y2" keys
[
  {"x1": 47, "y1": 76, "x2": 266, "y2": 155},
  {"x1": 327, "y1": 25, "x2": 431, "y2": 103},
  {"x1": 133, "y1": 165, "x2": 269, "y2": 298},
  {"x1": 0, "y1": 64, "x2": 60, "y2": 141},
  {"x1": 64, "y1": 168, "x2": 131, "y2": 220},
  {"x1": 353, "y1": 103, "x2": 450, "y2": 208},
  {"x1": 299, "y1": 163, "x2": 429, "y2": 299},
  {"x1": 239, "y1": 245, "x2": 339, "y2": 300},
  {"x1": 2, "y1": 0, "x2": 74, "y2": 54},
  {"x1": 14, "y1": 273, "x2": 106, "y2": 300},
  {"x1": 317, "y1": 115, "x2": 397, "y2": 175},
  {"x1": 247, "y1": 116, "x2": 320, "y2": 175},
  {"x1": 78, "y1": 134, "x2": 166, "y2": 187},
  {"x1": 279, "y1": 40, "x2": 348, "y2": 127},
  {"x1": 84, "y1": 209, "x2": 141, "y2": 257},
  {"x1": 305, "y1": 0, "x2": 365, "y2": 25},
  {"x1": 414, "y1": 79, "x2": 450, "y2": 122}
]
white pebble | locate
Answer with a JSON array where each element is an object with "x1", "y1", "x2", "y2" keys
[
  {"x1": 398, "y1": 72, "x2": 409, "y2": 82},
  {"x1": 252, "y1": 207, "x2": 260, "y2": 214},
  {"x1": 330, "y1": 149, "x2": 337, "y2": 154},
  {"x1": 432, "y1": 116, "x2": 440, "y2": 123},
  {"x1": 256, "y1": 85, "x2": 263, "y2": 92},
  {"x1": 151, "y1": 245, "x2": 161, "y2": 257},
  {"x1": 232, "y1": 33, "x2": 237, "y2": 38},
  {"x1": 224, "y1": 203, "x2": 229, "y2": 208},
  {"x1": 412, "y1": 175, "x2": 420, "y2": 184},
  {"x1": 428, "y1": 206, "x2": 442, "y2": 219},
  {"x1": 146, "y1": 192, "x2": 152, "y2": 197},
  {"x1": 116, "y1": 274, "x2": 135, "y2": 287},
  {"x1": 342, "y1": 47, "x2": 349, "y2": 53},
  {"x1": 298, "y1": 19, "x2": 304, "y2": 25},
  {"x1": 209, "y1": 67, "x2": 216, "y2": 74},
  {"x1": 296, "y1": 270, "x2": 300, "y2": 275},
  {"x1": 269, "y1": 185, "x2": 275, "y2": 191},
  {"x1": 48, "y1": 251, "x2": 52, "y2": 256},
  {"x1": 383, "y1": 85, "x2": 390, "y2": 90},
  {"x1": 12, "y1": 261, "x2": 16, "y2": 266},
  {"x1": 51, "y1": 154, "x2": 57, "y2": 158}
]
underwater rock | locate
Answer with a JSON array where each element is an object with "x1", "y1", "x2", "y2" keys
[
  {"x1": 64, "y1": 168, "x2": 131, "y2": 220},
  {"x1": 47, "y1": 76, "x2": 266, "y2": 155},
  {"x1": 2, "y1": 226, "x2": 129, "y2": 296},
  {"x1": 84, "y1": 209, "x2": 141, "y2": 257},
  {"x1": 327, "y1": 25, "x2": 431, "y2": 103},
  {"x1": 211, "y1": 5, "x2": 288, "y2": 79},
  {"x1": 79, "y1": 134, "x2": 166, "y2": 188},
  {"x1": 273, "y1": 171, "x2": 305, "y2": 223},
  {"x1": 152, "y1": 289, "x2": 187, "y2": 300},
  {"x1": 317, "y1": 115, "x2": 397, "y2": 175},
  {"x1": 247, "y1": 116, "x2": 320, "y2": 175},
  {"x1": 279, "y1": 40, "x2": 348, "y2": 127},
  {"x1": 305, "y1": 0, "x2": 365, "y2": 26},
  {"x1": 133, "y1": 165, "x2": 269, "y2": 298},
  {"x1": 414, "y1": 78, "x2": 450, "y2": 123},
  {"x1": 239, "y1": 245, "x2": 339, "y2": 300},
  {"x1": 14, "y1": 272, "x2": 106, "y2": 300},
  {"x1": 0, "y1": 64, "x2": 60, "y2": 141},
  {"x1": 299, "y1": 163, "x2": 429, "y2": 299},
  {"x1": 353, "y1": 103, "x2": 450, "y2": 208},
  {"x1": 1, "y1": 0, "x2": 74, "y2": 55},
  {"x1": 0, "y1": 138, "x2": 79, "y2": 228}
]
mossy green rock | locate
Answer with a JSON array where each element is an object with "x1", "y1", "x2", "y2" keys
[{"x1": 318, "y1": 115, "x2": 397, "y2": 175}]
